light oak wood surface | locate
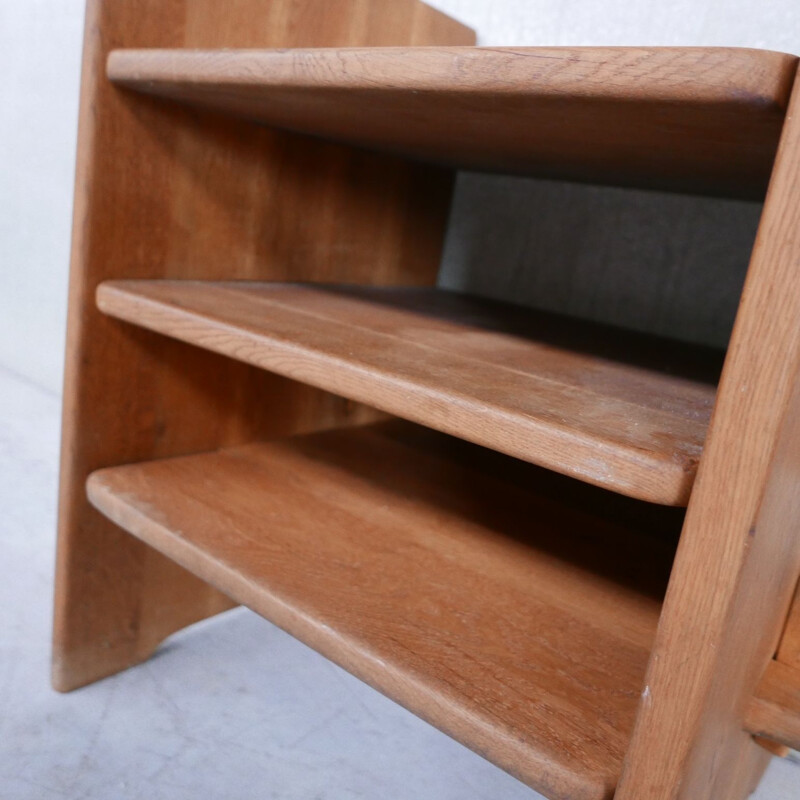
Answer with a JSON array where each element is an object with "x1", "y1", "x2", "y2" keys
[
  {"x1": 616, "y1": 66, "x2": 800, "y2": 800},
  {"x1": 96, "y1": 281, "x2": 722, "y2": 506},
  {"x1": 107, "y1": 46, "x2": 798, "y2": 198},
  {"x1": 53, "y1": 0, "x2": 472, "y2": 693},
  {"x1": 87, "y1": 420, "x2": 680, "y2": 800}
]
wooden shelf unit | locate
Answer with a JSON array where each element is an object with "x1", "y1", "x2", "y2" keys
[{"x1": 55, "y1": 3, "x2": 800, "y2": 800}]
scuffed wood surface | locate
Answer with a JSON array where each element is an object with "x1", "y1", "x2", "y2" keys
[{"x1": 97, "y1": 281, "x2": 723, "y2": 505}]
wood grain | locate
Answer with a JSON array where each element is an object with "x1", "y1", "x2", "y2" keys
[
  {"x1": 616, "y1": 66, "x2": 800, "y2": 800},
  {"x1": 53, "y1": 0, "x2": 473, "y2": 693},
  {"x1": 745, "y1": 660, "x2": 800, "y2": 752},
  {"x1": 777, "y1": 578, "x2": 800, "y2": 668},
  {"x1": 96, "y1": 281, "x2": 723, "y2": 506},
  {"x1": 86, "y1": 420, "x2": 681, "y2": 800},
  {"x1": 107, "y1": 46, "x2": 798, "y2": 198}
]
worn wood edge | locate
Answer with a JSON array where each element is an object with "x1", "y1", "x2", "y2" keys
[
  {"x1": 96, "y1": 280, "x2": 697, "y2": 506},
  {"x1": 745, "y1": 660, "x2": 800, "y2": 752},
  {"x1": 107, "y1": 46, "x2": 797, "y2": 107},
  {"x1": 51, "y1": 582, "x2": 238, "y2": 693},
  {"x1": 615, "y1": 65, "x2": 800, "y2": 800},
  {"x1": 85, "y1": 465, "x2": 614, "y2": 800}
]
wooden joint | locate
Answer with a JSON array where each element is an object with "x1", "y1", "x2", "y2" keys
[{"x1": 744, "y1": 659, "x2": 800, "y2": 751}]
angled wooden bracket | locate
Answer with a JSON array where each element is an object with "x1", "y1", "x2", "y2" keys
[{"x1": 745, "y1": 660, "x2": 800, "y2": 752}]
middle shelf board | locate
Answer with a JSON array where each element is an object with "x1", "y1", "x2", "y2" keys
[
  {"x1": 97, "y1": 281, "x2": 723, "y2": 506},
  {"x1": 107, "y1": 46, "x2": 798, "y2": 197},
  {"x1": 87, "y1": 420, "x2": 681, "y2": 800}
]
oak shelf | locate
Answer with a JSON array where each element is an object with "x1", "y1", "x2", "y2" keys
[
  {"x1": 97, "y1": 280, "x2": 723, "y2": 506},
  {"x1": 56, "y1": 3, "x2": 800, "y2": 797},
  {"x1": 107, "y1": 45, "x2": 798, "y2": 197},
  {"x1": 87, "y1": 420, "x2": 679, "y2": 800}
]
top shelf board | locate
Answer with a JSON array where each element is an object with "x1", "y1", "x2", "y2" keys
[{"x1": 108, "y1": 46, "x2": 798, "y2": 198}]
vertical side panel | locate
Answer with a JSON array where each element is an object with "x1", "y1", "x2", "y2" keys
[
  {"x1": 616, "y1": 68, "x2": 800, "y2": 800},
  {"x1": 53, "y1": 0, "x2": 474, "y2": 692}
]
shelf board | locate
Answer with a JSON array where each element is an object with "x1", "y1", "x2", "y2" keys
[
  {"x1": 97, "y1": 281, "x2": 722, "y2": 505},
  {"x1": 107, "y1": 46, "x2": 797, "y2": 197},
  {"x1": 87, "y1": 421, "x2": 680, "y2": 800}
]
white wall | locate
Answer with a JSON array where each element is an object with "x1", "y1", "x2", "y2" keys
[
  {"x1": 2, "y1": 1, "x2": 799, "y2": 392},
  {"x1": 0, "y1": 1, "x2": 84, "y2": 394},
  {"x1": 430, "y1": 0, "x2": 800, "y2": 49}
]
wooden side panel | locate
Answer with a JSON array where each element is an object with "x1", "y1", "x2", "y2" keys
[
  {"x1": 53, "y1": 0, "x2": 474, "y2": 692},
  {"x1": 616, "y1": 67, "x2": 800, "y2": 800}
]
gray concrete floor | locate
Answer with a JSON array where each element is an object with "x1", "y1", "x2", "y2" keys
[{"x1": 1, "y1": 366, "x2": 797, "y2": 799}]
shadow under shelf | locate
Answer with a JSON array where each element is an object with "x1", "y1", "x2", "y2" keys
[{"x1": 88, "y1": 419, "x2": 683, "y2": 800}]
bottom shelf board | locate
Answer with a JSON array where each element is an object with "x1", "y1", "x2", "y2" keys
[{"x1": 87, "y1": 421, "x2": 680, "y2": 800}]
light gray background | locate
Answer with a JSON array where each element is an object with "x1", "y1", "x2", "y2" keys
[{"x1": 1, "y1": 2, "x2": 799, "y2": 799}]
